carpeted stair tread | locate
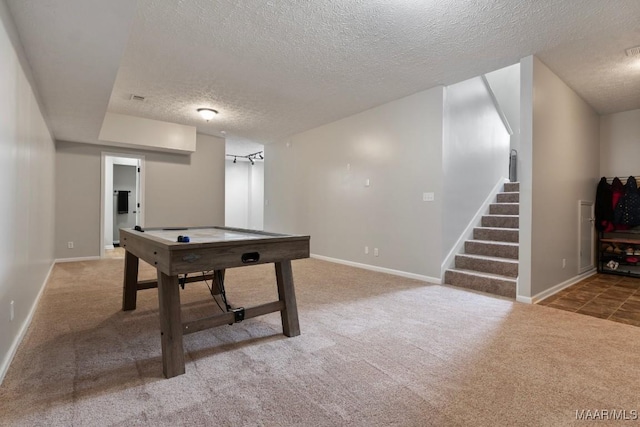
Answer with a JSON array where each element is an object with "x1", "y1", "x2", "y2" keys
[
  {"x1": 474, "y1": 226, "x2": 519, "y2": 232},
  {"x1": 458, "y1": 253, "x2": 519, "y2": 264},
  {"x1": 468, "y1": 239, "x2": 519, "y2": 247}
]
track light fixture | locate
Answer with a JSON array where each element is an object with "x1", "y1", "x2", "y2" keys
[{"x1": 226, "y1": 151, "x2": 264, "y2": 166}]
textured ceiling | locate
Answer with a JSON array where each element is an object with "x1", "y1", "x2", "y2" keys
[{"x1": 6, "y1": 0, "x2": 640, "y2": 152}]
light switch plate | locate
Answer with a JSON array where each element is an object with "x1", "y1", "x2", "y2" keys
[{"x1": 423, "y1": 192, "x2": 435, "y2": 202}]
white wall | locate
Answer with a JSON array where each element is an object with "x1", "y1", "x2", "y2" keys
[
  {"x1": 99, "y1": 112, "x2": 197, "y2": 154},
  {"x1": 519, "y1": 56, "x2": 600, "y2": 298},
  {"x1": 225, "y1": 159, "x2": 264, "y2": 230},
  {"x1": 485, "y1": 63, "x2": 521, "y2": 152},
  {"x1": 442, "y1": 76, "x2": 511, "y2": 259},
  {"x1": 0, "y1": 2, "x2": 55, "y2": 383},
  {"x1": 600, "y1": 108, "x2": 640, "y2": 177},
  {"x1": 265, "y1": 87, "x2": 444, "y2": 280}
]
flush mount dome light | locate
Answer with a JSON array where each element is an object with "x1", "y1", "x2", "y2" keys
[{"x1": 197, "y1": 108, "x2": 218, "y2": 121}]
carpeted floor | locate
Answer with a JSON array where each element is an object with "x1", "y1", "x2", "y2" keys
[{"x1": 1, "y1": 258, "x2": 640, "y2": 426}]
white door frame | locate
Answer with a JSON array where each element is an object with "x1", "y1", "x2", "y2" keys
[
  {"x1": 100, "y1": 152, "x2": 146, "y2": 258},
  {"x1": 578, "y1": 200, "x2": 595, "y2": 274}
]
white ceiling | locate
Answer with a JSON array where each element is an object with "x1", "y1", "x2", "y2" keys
[{"x1": 6, "y1": 0, "x2": 640, "y2": 155}]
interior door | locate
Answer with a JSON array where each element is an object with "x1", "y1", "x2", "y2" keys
[{"x1": 579, "y1": 201, "x2": 595, "y2": 273}]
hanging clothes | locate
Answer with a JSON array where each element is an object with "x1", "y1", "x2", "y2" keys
[
  {"x1": 614, "y1": 176, "x2": 640, "y2": 227},
  {"x1": 612, "y1": 177, "x2": 627, "y2": 229},
  {"x1": 595, "y1": 177, "x2": 613, "y2": 231}
]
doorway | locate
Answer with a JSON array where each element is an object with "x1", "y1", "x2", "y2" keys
[
  {"x1": 100, "y1": 152, "x2": 145, "y2": 258},
  {"x1": 579, "y1": 200, "x2": 595, "y2": 273}
]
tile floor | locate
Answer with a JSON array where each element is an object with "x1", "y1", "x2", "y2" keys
[{"x1": 538, "y1": 273, "x2": 640, "y2": 327}]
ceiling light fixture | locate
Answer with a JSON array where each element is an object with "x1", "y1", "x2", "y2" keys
[{"x1": 197, "y1": 108, "x2": 218, "y2": 121}]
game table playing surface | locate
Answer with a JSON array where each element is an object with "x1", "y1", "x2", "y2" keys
[{"x1": 119, "y1": 226, "x2": 310, "y2": 378}]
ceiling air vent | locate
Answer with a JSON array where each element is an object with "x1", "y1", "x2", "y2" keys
[
  {"x1": 130, "y1": 94, "x2": 146, "y2": 102},
  {"x1": 625, "y1": 46, "x2": 640, "y2": 57}
]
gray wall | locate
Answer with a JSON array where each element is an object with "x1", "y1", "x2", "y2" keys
[
  {"x1": 442, "y1": 76, "x2": 511, "y2": 260},
  {"x1": 0, "y1": 1, "x2": 55, "y2": 382},
  {"x1": 600, "y1": 108, "x2": 640, "y2": 177},
  {"x1": 519, "y1": 56, "x2": 600, "y2": 298},
  {"x1": 55, "y1": 133, "x2": 225, "y2": 259},
  {"x1": 265, "y1": 87, "x2": 444, "y2": 280}
]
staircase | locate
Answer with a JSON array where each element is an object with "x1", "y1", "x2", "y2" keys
[{"x1": 444, "y1": 182, "x2": 519, "y2": 298}]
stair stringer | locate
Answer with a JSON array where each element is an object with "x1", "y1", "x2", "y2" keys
[{"x1": 440, "y1": 177, "x2": 510, "y2": 279}]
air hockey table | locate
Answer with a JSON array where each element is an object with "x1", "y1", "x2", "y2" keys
[{"x1": 120, "y1": 226, "x2": 310, "y2": 378}]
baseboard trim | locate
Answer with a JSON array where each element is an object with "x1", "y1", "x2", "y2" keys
[
  {"x1": 310, "y1": 254, "x2": 441, "y2": 284},
  {"x1": 0, "y1": 261, "x2": 54, "y2": 385},
  {"x1": 517, "y1": 269, "x2": 597, "y2": 304},
  {"x1": 104, "y1": 244, "x2": 114, "y2": 250},
  {"x1": 55, "y1": 256, "x2": 101, "y2": 263}
]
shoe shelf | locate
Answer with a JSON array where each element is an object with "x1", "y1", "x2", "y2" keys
[{"x1": 598, "y1": 232, "x2": 640, "y2": 277}]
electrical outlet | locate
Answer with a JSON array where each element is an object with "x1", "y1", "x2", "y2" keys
[
  {"x1": 10, "y1": 301, "x2": 14, "y2": 321},
  {"x1": 364, "y1": 246, "x2": 369, "y2": 255},
  {"x1": 67, "y1": 241, "x2": 74, "y2": 249},
  {"x1": 374, "y1": 248, "x2": 379, "y2": 257},
  {"x1": 562, "y1": 259, "x2": 566, "y2": 268}
]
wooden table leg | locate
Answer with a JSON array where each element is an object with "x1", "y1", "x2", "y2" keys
[
  {"x1": 122, "y1": 250, "x2": 139, "y2": 311},
  {"x1": 157, "y1": 272, "x2": 185, "y2": 378},
  {"x1": 211, "y1": 269, "x2": 226, "y2": 296},
  {"x1": 275, "y1": 261, "x2": 300, "y2": 337}
]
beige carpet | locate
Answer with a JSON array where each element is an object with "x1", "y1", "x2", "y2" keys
[{"x1": 1, "y1": 258, "x2": 640, "y2": 426}]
